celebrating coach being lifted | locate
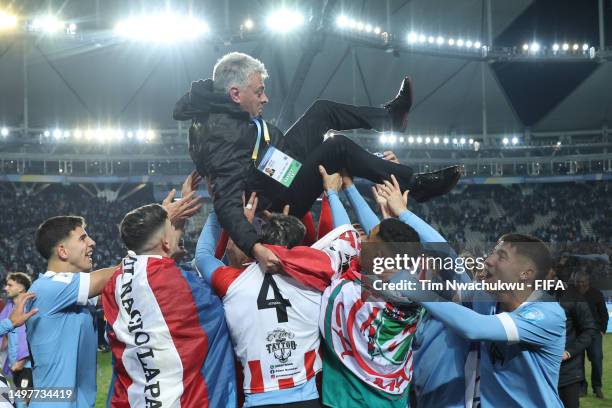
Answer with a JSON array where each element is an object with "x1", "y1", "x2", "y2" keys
[{"x1": 174, "y1": 52, "x2": 460, "y2": 272}]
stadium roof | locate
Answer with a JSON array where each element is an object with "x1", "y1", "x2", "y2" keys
[{"x1": 0, "y1": 0, "x2": 611, "y2": 136}]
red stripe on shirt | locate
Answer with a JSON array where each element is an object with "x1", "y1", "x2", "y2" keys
[
  {"x1": 146, "y1": 258, "x2": 209, "y2": 407},
  {"x1": 248, "y1": 360, "x2": 264, "y2": 393},
  {"x1": 211, "y1": 266, "x2": 245, "y2": 298},
  {"x1": 278, "y1": 378, "x2": 295, "y2": 389},
  {"x1": 304, "y1": 350, "x2": 317, "y2": 379}
]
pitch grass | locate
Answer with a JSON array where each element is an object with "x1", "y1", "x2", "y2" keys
[{"x1": 95, "y1": 335, "x2": 612, "y2": 407}]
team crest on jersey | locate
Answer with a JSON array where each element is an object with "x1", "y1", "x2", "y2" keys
[
  {"x1": 366, "y1": 304, "x2": 418, "y2": 365},
  {"x1": 266, "y1": 328, "x2": 298, "y2": 363}
]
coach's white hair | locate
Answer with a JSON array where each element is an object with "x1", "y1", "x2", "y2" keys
[{"x1": 212, "y1": 52, "x2": 269, "y2": 93}]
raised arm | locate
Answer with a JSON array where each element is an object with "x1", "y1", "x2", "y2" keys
[
  {"x1": 343, "y1": 182, "x2": 380, "y2": 234},
  {"x1": 194, "y1": 209, "x2": 226, "y2": 282},
  {"x1": 319, "y1": 166, "x2": 351, "y2": 228}
]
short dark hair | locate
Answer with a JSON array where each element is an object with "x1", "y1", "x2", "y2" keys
[
  {"x1": 377, "y1": 218, "x2": 423, "y2": 257},
  {"x1": 35, "y1": 216, "x2": 85, "y2": 260},
  {"x1": 120, "y1": 204, "x2": 168, "y2": 253},
  {"x1": 6, "y1": 272, "x2": 32, "y2": 291},
  {"x1": 499, "y1": 233, "x2": 552, "y2": 280},
  {"x1": 260, "y1": 214, "x2": 306, "y2": 249}
]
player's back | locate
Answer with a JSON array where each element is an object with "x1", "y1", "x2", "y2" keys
[
  {"x1": 218, "y1": 263, "x2": 323, "y2": 394},
  {"x1": 103, "y1": 254, "x2": 236, "y2": 408}
]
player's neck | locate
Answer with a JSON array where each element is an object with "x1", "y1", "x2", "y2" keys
[
  {"x1": 138, "y1": 248, "x2": 167, "y2": 258},
  {"x1": 498, "y1": 289, "x2": 533, "y2": 312},
  {"x1": 47, "y1": 259, "x2": 81, "y2": 273}
]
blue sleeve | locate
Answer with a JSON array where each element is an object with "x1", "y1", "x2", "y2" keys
[
  {"x1": 501, "y1": 303, "x2": 566, "y2": 347},
  {"x1": 327, "y1": 190, "x2": 351, "y2": 228},
  {"x1": 398, "y1": 210, "x2": 446, "y2": 243},
  {"x1": 344, "y1": 185, "x2": 379, "y2": 234},
  {"x1": 0, "y1": 319, "x2": 13, "y2": 337},
  {"x1": 419, "y1": 301, "x2": 509, "y2": 342},
  {"x1": 38, "y1": 273, "x2": 90, "y2": 315},
  {"x1": 194, "y1": 210, "x2": 226, "y2": 283}
]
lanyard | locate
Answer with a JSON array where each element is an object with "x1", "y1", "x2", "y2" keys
[{"x1": 251, "y1": 118, "x2": 270, "y2": 161}]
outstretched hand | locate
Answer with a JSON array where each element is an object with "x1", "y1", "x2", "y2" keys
[
  {"x1": 319, "y1": 165, "x2": 342, "y2": 193},
  {"x1": 383, "y1": 151, "x2": 399, "y2": 164},
  {"x1": 372, "y1": 185, "x2": 391, "y2": 219},
  {"x1": 377, "y1": 175, "x2": 409, "y2": 217},
  {"x1": 181, "y1": 170, "x2": 203, "y2": 198},
  {"x1": 163, "y1": 190, "x2": 204, "y2": 225},
  {"x1": 9, "y1": 292, "x2": 38, "y2": 328}
]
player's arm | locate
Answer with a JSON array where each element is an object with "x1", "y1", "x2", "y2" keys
[
  {"x1": 0, "y1": 293, "x2": 38, "y2": 335},
  {"x1": 388, "y1": 281, "x2": 509, "y2": 342},
  {"x1": 194, "y1": 209, "x2": 226, "y2": 282},
  {"x1": 88, "y1": 266, "x2": 120, "y2": 298},
  {"x1": 343, "y1": 181, "x2": 380, "y2": 234},
  {"x1": 319, "y1": 166, "x2": 351, "y2": 227}
]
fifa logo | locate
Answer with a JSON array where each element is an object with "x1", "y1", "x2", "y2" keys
[{"x1": 265, "y1": 328, "x2": 297, "y2": 363}]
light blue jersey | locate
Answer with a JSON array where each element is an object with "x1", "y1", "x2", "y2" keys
[
  {"x1": 480, "y1": 297, "x2": 565, "y2": 407},
  {"x1": 26, "y1": 271, "x2": 97, "y2": 408},
  {"x1": 394, "y1": 286, "x2": 566, "y2": 408}
]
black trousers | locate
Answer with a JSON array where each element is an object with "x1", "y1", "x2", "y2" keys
[
  {"x1": 270, "y1": 100, "x2": 414, "y2": 217},
  {"x1": 585, "y1": 332, "x2": 603, "y2": 389},
  {"x1": 558, "y1": 382, "x2": 580, "y2": 408}
]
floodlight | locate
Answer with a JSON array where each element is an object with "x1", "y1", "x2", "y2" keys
[
  {"x1": 115, "y1": 14, "x2": 209, "y2": 43},
  {"x1": 336, "y1": 15, "x2": 348, "y2": 28},
  {"x1": 502, "y1": 137, "x2": 509, "y2": 145},
  {"x1": 408, "y1": 136, "x2": 414, "y2": 143},
  {"x1": 266, "y1": 9, "x2": 304, "y2": 32},
  {"x1": 408, "y1": 32, "x2": 417, "y2": 43},
  {"x1": 0, "y1": 11, "x2": 18, "y2": 31},
  {"x1": 511, "y1": 136, "x2": 518, "y2": 145},
  {"x1": 32, "y1": 15, "x2": 65, "y2": 34}
]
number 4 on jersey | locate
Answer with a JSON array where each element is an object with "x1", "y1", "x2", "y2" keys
[{"x1": 257, "y1": 274, "x2": 292, "y2": 323}]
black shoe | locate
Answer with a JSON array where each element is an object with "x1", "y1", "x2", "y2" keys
[
  {"x1": 384, "y1": 76, "x2": 413, "y2": 132},
  {"x1": 580, "y1": 382, "x2": 587, "y2": 397},
  {"x1": 594, "y1": 387, "x2": 604, "y2": 399},
  {"x1": 409, "y1": 166, "x2": 462, "y2": 203}
]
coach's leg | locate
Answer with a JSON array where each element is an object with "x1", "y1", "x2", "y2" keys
[
  {"x1": 283, "y1": 78, "x2": 413, "y2": 160},
  {"x1": 277, "y1": 135, "x2": 415, "y2": 217}
]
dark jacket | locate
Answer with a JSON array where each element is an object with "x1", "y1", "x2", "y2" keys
[
  {"x1": 582, "y1": 287, "x2": 608, "y2": 333},
  {"x1": 554, "y1": 283, "x2": 598, "y2": 387},
  {"x1": 173, "y1": 79, "x2": 288, "y2": 256}
]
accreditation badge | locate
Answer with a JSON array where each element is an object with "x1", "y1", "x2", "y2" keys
[{"x1": 257, "y1": 145, "x2": 302, "y2": 187}]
